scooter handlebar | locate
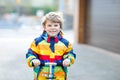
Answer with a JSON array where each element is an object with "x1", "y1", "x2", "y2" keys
[
  {"x1": 40, "y1": 61, "x2": 63, "y2": 66},
  {"x1": 45, "y1": 62, "x2": 57, "y2": 66}
]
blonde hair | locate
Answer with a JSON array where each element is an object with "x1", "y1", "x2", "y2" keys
[{"x1": 41, "y1": 12, "x2": 64, "y2": 29}]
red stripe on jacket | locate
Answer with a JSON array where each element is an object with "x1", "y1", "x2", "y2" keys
[{"x1": 39, "y1": 55, "x2": 62, "y2": 62}]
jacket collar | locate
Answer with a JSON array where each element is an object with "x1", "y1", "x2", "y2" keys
[{"x1": 41, "y1": 31, "x2": 63, "y2": 43}]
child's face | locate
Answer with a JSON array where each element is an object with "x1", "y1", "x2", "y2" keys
[{"x1": 44, "y1": 20, "x2": 61, "y2": 37}]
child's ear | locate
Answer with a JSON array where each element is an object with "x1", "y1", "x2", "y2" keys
[
  {"x1": 60, "y1": 30, "x2": 64, "y2": 35},
  {"x1": 43, "y1": 25, "x2": 46, "y2": 29},
  {"x1": 42, "y1": 24, "x2": 46, "y2": 28}
]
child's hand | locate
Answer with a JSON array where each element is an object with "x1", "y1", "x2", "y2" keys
[
  {"x1": 63, "y1": 59, "x2": 70, "y2": 67},
  {"x1": 32, "y1": 59, "x2": 41, "y2": 67}
]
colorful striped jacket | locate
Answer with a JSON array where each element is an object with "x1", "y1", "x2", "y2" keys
[{"x1": 26, "y1": 31, "x2": 76, "y2": 80}]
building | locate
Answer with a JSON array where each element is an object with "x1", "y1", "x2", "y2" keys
[{"x1": 74, "y1": 0, "x2": 120, "y2": 53}]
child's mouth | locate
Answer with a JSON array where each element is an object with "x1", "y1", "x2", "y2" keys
[{"x1": 50, "y1": 31, "x2": 56, "y2": 33}]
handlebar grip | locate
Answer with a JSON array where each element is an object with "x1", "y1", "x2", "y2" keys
[
  {"x1": 56, "y1": 61, "x2": 63, "y2": 66},
  {"x1": 40, "y1": 61, "x2": 45, "y2": 66}
]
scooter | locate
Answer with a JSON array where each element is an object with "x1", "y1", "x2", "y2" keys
[
  {"x1": 45, "y1": 62, "x2": 57, "y2": 80},
  {"x1": 42, "y1": 62, "x2": 62, "y2": 80}
]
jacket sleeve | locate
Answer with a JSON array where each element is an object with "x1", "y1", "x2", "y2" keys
[
  {"x1": 63, "y1": 43, "x2": 76, "y2": 66},
  {"x1": 26, "y1": 41, "x2": 39, "y2": 67}
]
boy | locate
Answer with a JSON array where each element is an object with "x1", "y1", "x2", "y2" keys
[{"x1": 26, "y1": 12, "x2": 76, "y2": 80}]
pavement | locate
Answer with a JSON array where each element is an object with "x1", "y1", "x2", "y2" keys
[{"x1": 0, "y1": 29, "x2": 120, "y2": 80}]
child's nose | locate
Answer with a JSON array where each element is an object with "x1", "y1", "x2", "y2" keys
[{"x1": 51, "y1": 26, "x2": 56, "y2": 28}]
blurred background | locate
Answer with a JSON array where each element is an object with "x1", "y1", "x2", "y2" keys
[
  {"x1": 0, "y1": 0, "x2": 74, "y2": 42},
  {"x1": 0, "y1": 0, "x2": 120, "y2": 80}
]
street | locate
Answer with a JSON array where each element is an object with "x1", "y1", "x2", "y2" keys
[{"x1": 0, "y1": 29, "x2": 120, "y2": 80}]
